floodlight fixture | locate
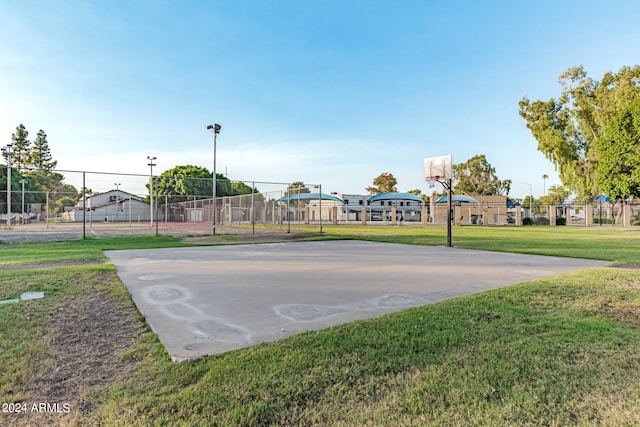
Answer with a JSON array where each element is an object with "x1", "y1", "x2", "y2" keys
[{"x1": 206, "y1": 124, "x2": 221, "y2": 134}]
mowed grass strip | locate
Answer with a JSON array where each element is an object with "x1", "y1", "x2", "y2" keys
[
  {"x1": 0, "y1": 226, "x2": 639, "y2": 425},
  {"x1": 317, "y1": 225, "x2": 640, "y2": 263},
  {"x1": 0, "y1": 236, "x2": 193, "y2": 267}
]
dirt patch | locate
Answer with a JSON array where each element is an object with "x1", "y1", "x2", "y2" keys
[
  {"x1": 598, "y1": 299, "x2": 640, "y2": 328},
  {"x1": 5, "y1": 288, "x2": 145, "y2": 427},
  {"x1": 610, "y1": 263, "x2": 640, "y2": 269}
]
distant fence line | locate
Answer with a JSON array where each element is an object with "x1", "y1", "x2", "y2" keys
[
  {"x1": 1, "y1": 189, "x2": 639, "y2": 230},
  {"x1": 1, "y1": 168, "x2": 639, "y2": 240}
]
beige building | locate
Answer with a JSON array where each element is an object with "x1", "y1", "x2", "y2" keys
[{"x1": 430, "y1": 195, "x2": 521, "y2": 225}]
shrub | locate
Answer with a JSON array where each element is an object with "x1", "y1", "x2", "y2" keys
[
  {"x1": 594, "y1": 217, "x2": 614, "y2": 224},
  {"x1": 522, "y1": 217, "x2": 533, "y2": 225},
  {"x1": 534, "y1": 217, "x2": 550, "y2": 226},
  {"x1": 556, "y1": 217, "x2": 567, "y2": 226}
]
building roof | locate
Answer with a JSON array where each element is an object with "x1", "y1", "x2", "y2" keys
[
  {"x1": 82, "y1": 189, "x2": 144, "y2": 201},
  {"x1": 277, "y1": 192, "x2": 344, "y2": 202},
  {"x1": 367, "y1": 192, "x2": 424, "y2": 203},
  {"x1": 434, "y1": 194, "x2": 480, "y2": 203}
]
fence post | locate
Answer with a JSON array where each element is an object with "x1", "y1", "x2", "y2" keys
[
  {"x1": 549, "y1": 205, "x2": 557, "y2": 226},
  {"x1": 623, "y1": 203, "x2": 631, "y2": 227},
  {"x1": 585, "y1": 204, "x2": 593, "y2": 226}
]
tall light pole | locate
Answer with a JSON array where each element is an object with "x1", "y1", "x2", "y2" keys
[
  {"x1": 313, "y1": 184, "x2": 323, "y2": 233},
  {"x1": 2, "y1": 144, "x2": 14, "y2": 230},
  {"x1": 207, "y1": 124, "x2": 221, "y2": 235},
  {"x1": 147, "y1": 156, "x2": 156, "y2": 227},
  {"x1": 114, "y1": 182, "x2": 121, "y2": 222},
  {"x1": 19, "y1": 179, "x2": 26, "y2": 224}
]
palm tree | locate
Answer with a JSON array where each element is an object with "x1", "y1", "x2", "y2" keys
[{"x1": 542, "y1": 174, "x2": 549, "y2": 195}]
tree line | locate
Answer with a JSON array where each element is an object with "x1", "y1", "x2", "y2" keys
[
  {"x1": 360, "y1": 154, "x2": 512, "y2": 204},
  {"x1": 1, "y1": 125, "x2": 259, "y2": 215},
  {"x1": 360, "y1": 65, "x2": 639, "y2": 205},
  {"x1": 150, "y1": 165, "x2": 258, "y2": 204},
  {"x1": 1, "y1": 124, "x2": 78, "y2": 214}
]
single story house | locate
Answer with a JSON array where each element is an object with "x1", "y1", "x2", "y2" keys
[{"x1": 61, "y1": 189, "x2": 151, "y2": 222}]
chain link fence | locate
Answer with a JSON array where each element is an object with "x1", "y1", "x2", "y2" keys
[
  {"x1": 0, "y1": 168, "x2": 329, "y2": 240},
  {"x1": 428, "y1": 200, "x2": 640, "y2": 226},
  {"x1": 2, "y1": 167, "x2": 639, "y2": 241}
]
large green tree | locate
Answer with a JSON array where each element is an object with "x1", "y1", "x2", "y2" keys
[
  {"x1": 24, "y1": 170, "x2": 79, "y2": 212},
  {"x1": 452, "y1": 154, "x2": 511, "y2": 196},
  {"x1": 3, "y1": 124, "x2": 73, "y2": 214},
  {"x1": 539, "y1": 185, "x2": 571, "y2": 205},
  {"x1": 10, "y1": 124, "x2": 31, "y2": 169},
  {"x1": 367, "y1": 172, "x2": 398, "y2": 194},
  {"x1": 519, "y1": 65, "x2": 640, "y2": 200},
  {"x1": 0, "y1": 169, "x2": 43, "y2": 213},
  {"x1": 596, "y1": 97, "x2": 640, "y2": 199},
  {"x1": 30, "y1": 129, "x2": 57, "y2": 170},
  {"x1": 154, "y1": 165, "x2": 232, "y2": 203},
  {"x1": 407, "y1": 188, "x2": 429, "y2": 204},
  {"x1": 284, "y1": 181, "x2": 310, "y2": 196},
  {"x1": 230, "y1": 181, "x2": 258, "y2": 196}
]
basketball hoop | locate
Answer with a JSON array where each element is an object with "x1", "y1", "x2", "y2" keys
[{"x1": 427, "y1": 175, "x2": 439, "y2": 188}]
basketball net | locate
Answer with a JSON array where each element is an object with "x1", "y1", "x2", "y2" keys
[{"x1": 427, "y1": 176, "x2": 440, "y2": 189}]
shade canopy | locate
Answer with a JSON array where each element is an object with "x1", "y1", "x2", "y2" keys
[
  {"x1": 367, "y1": 192, "x2": 424, "y2": 203},
  {"x1": 277, "y1": 192, "x2": 344, "y2": 203},
  {"x1": 595, "y1": 195, "x2": 612, "y2": 202}
]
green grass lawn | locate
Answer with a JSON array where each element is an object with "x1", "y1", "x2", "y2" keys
[
  {"x1": 1, "y1": 226, "x2": 639, "y2": 426},
  {"x1": 0, "y1": 235, "x2": 193, "y2": 267},
  {"x1": 316, "y1": 224, "x2": 640, "y2": 263}
]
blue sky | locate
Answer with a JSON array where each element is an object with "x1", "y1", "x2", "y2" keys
[{"x1": 1, "y1": 1, "x2": 638, "y2": 198}]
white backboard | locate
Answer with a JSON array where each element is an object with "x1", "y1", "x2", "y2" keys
[{"x1": 424, "y1": 155, "x2": 452, "y2": 180}]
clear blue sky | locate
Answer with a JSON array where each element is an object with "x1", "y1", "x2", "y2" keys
[{"x1": 1, "y1": 1, "x2": 638, "y2": 199}]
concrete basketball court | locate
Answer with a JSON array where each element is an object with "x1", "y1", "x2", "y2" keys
[{"x1": 105, "y1": 240, "x2": 608, "y2": 361}]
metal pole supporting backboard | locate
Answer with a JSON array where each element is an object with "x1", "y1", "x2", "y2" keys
[
  {"x1": 424, "y1": 154, "x2": 453, "y2": 247},
  {"x1": 447, "y1": 179, "x2": 452, "y2": 247}
]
